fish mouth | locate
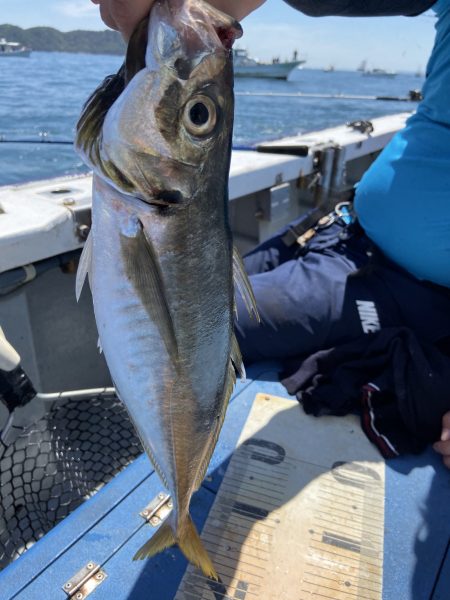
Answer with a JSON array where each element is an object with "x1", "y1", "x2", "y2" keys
[{"x1": 147, "y1": 0, "x2": 243, "y2": 72}]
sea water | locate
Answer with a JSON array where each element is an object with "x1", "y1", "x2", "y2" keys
[{"x1": 0, "y1": 51, "x2": 423, "y2": 187}]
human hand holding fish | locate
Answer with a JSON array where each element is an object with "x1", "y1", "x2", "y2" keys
[
  {"x1": 91, "y1": 0, "x2": 266, "y2": 39},
  {"x1": 77, "y1": 0, "x2": 259, "y2": 581}
]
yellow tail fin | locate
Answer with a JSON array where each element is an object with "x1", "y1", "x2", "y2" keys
[
  {"x1": 133, "y1": 520, "x2": 175, "y2": 561},
  {"x1": 133, "y1": 515, "x2": 218, "y2": 580}
]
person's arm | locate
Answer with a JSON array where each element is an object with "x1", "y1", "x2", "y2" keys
[
  {"x1": 283, "y1": 0, "x2": 435, "y2": 17},
  {"x1": 91, "y1": 0, "x2": 265, "y2": 40},
  {"x1": 433, "y1": 412, "x2": 450, "y2": 468}
]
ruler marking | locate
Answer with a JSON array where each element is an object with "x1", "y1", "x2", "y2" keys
[
  {"x1": 229, "y1": 458, "x2": 292, "y2": 479},
  {"x1": 206, "y1": 549, "x2": 268, "y2": 573},
  {"x1": 223, "y1": 472, "x2": 289, "y2": 494},
  {"x1": 306, "y1": 548, "x2": 382, "y2": 570},
  {"x1": 304, "y1": 567, "x2": 382, "y2": 589},
  {"x1": 313, "y1": 496, "x2": 384, "y2": 516},
  {"x1": 302, "y1": 575, "x2": 375, "y2": 599},
  {"x1": 207, "y1": 513, "x2": 277, "y2": 532},
  {"x1": 202, "y1": 527, "x2": 273, "y2": 546},
  {"x1": 205, "y1": 545, "x2": 271, "y2": 567},
  {"x1": 316, "y1": 491, "x2": 385, "y2": 513},
  {"x1": 310, "y1": 540, "x2": 381, "y2": 567},
  {"x1": 201, "y1": 559, "x2": 264, "y2": 582},
  {"x1": 219, "y1": 487, "x2": 285, "y2": 509},
  {"x1": 304, "y1": 568, "x2": 382, "y2": 593},
  {"x1": 313, "y1": 516, "x2": 384, "y2": 539},
  {"x1": 221, "y1": 478, "x2": 286, "y2": 498},
  {"x1": 319, "y1": 482, "x2": 384, "y2": 501},
  {"x1": 217, "y1": 511, "x2": 279, "y2": 529},
  {"x1": 313, "y1": 504, "x2": 384, "y2": 522},
  {"x1": 232, "y1": 449, "x2": 292, "y2": 470},
  {"x1": 308, "y1": 542, "x2": 382, "y2": 568},
  {"x1": 177, "y1": 578, "x2": 260, "y2": 600},
  {"x1": 221, "y1": 480, "x2": 286, "y2": 502},
  {"x1": 180, "y1": 581, "x2": 259, "y2": 600},
  {"x1": 300, "y1": 584, "x2": 352, "y2": 600},
  {"x1": 201, "y1": 535, "x2": 272, "y2": 559},
  {"x1": 202, "y1": 531, "x2": 272, "y2": 550}
]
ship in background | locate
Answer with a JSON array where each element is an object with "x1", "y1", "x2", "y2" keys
[
  {"x1": 0, "y1": 38, "x2": 31, "y2": 57},
  {"x1": 233, "y1": 48, "x2": 305, "y2": 79},
  {"x1": 357, "y1": 59, "x2": 397, "y2": 78}
]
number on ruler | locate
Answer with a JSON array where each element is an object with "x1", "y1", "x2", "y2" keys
[
  {"x1": 244, "y1": 438, "x2": 286, "y2": 465},
  {"x1": 331, "y1": 460, "x2": 381, "y2": 489}
]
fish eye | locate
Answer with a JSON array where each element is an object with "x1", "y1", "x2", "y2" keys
[{"x1": 183, "y1": 95, "x2": 217, "y2": 137}]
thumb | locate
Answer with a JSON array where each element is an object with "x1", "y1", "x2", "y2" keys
[{"x1": 440, "y1": 411, "x2": 450, "y2": 441}]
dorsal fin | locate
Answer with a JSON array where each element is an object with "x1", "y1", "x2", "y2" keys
[
  {"x1": 75, "y1": 65, "x2": 125, "y2": 167},
  {"x1": 75, "y1": 17, "x2": 149, "y2": 168}
]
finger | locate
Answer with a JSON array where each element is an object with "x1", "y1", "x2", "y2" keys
[
  {"x1": 443, "y1": 455, "x2": 450, "y2": 469},
  {"x1": 433, "y1": 440, "x2": 450, "y2": 456},
  {"x1": 441, "y1": 411, "x2": 450, "y2": 440}
]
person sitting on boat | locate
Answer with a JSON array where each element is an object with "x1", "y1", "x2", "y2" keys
[{"x1": 91, "y1": 0, "x2": 450, "y2": 466}]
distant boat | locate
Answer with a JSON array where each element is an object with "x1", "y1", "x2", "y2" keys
[
  {"x1": 357, "y1": 59, "x2": 396, "y2": 78},
  {"x1": 233, "y1": 48, "x2": 305, "y2": 80},
  {"x1": 323, "y1": 65, "x2": 335, "y2": 73},
  {"x1": 0, "y1": 38, "x2": 31, "y2": 58},
  {"x1": 357, "y1": 60, "x2": 367, "y2": 72},
  {"x1": 362, "y1": 68, "x2": 397, "y2": 78}
]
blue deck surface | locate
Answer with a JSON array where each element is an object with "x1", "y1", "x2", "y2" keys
[{"x1": 0, "y1": 363, "x2": 449, "y2": 600}]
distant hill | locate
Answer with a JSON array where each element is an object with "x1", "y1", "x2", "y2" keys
[{"x1": 0, "y1": 24, "x2": 126, "y2": 55}]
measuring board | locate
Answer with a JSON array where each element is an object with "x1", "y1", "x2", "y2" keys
[{"x1": 175, "y1": 393, "x2": 385, "y2": 600}]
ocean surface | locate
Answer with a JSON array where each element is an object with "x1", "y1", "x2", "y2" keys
[{"x1": 0, "y1": 51, "x2": 424, "y2": 187}]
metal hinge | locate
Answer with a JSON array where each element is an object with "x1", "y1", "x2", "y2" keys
[
  {"x1": 64, "y1": 203, "x2": 92, "y2": 241},
  {"x1": 140, "y1": 492, "x2": 173, "y2": 526},
  {"x1": 62, "y1": 562, "x2": 107, "y2": 599}
]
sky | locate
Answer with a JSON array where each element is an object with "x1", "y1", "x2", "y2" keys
[{"x1": 0, "y1": 0, "x2": 438, "y2": 72}]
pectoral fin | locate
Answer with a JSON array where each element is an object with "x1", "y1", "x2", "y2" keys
[
  {"x1": 75, "y1": 231, "x2": 93, "y2": 302},
  {"x1": 233, "y1": 246, "x2": 260, "y2": 322},
  {"x1": 120, "y1": 221, "x2": 178, "y2": 359},
  {"x1": 231, "y1": 333, "x2": 245, "y2": 381}
]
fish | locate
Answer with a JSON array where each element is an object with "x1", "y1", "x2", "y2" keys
[{"x1": 75, "y1": 0, "x2": 259, "y2": 580}]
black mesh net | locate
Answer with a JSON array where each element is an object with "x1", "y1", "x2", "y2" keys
[{"x1": 0, "y1": 391, "x2": 142, "y2": 570}]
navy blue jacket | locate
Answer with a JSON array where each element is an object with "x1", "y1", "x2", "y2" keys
[{"x1": 284, "y1": 0, "x2": 435, "y2": 17}]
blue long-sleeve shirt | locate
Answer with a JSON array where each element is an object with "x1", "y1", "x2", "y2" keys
[
  {"x1": 286, "y1": 0, "x2": 450, "y2": 288},
  {"x1": 284, "y1": 0, "x2": 434, "y2": 17}
]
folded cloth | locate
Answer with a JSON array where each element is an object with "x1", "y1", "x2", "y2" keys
[{"x1": 281, "y1": 327, "x2": 450, "y2": 457}]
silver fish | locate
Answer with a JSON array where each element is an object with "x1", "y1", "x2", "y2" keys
[{"x1": 75, "y1": 0, "x2": 258, "y2": 580}]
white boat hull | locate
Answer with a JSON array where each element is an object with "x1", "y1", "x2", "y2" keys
[
  {"x1": 0, "y1": 50, "x2": 31, "y2": 58},
  {"x1": 234, "y1": 61, "x2": 303, "y2": 79}
]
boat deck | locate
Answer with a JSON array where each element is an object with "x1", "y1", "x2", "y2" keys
[{"x1": 0, "y1": 364, "x2": 448, "y2": 600}]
